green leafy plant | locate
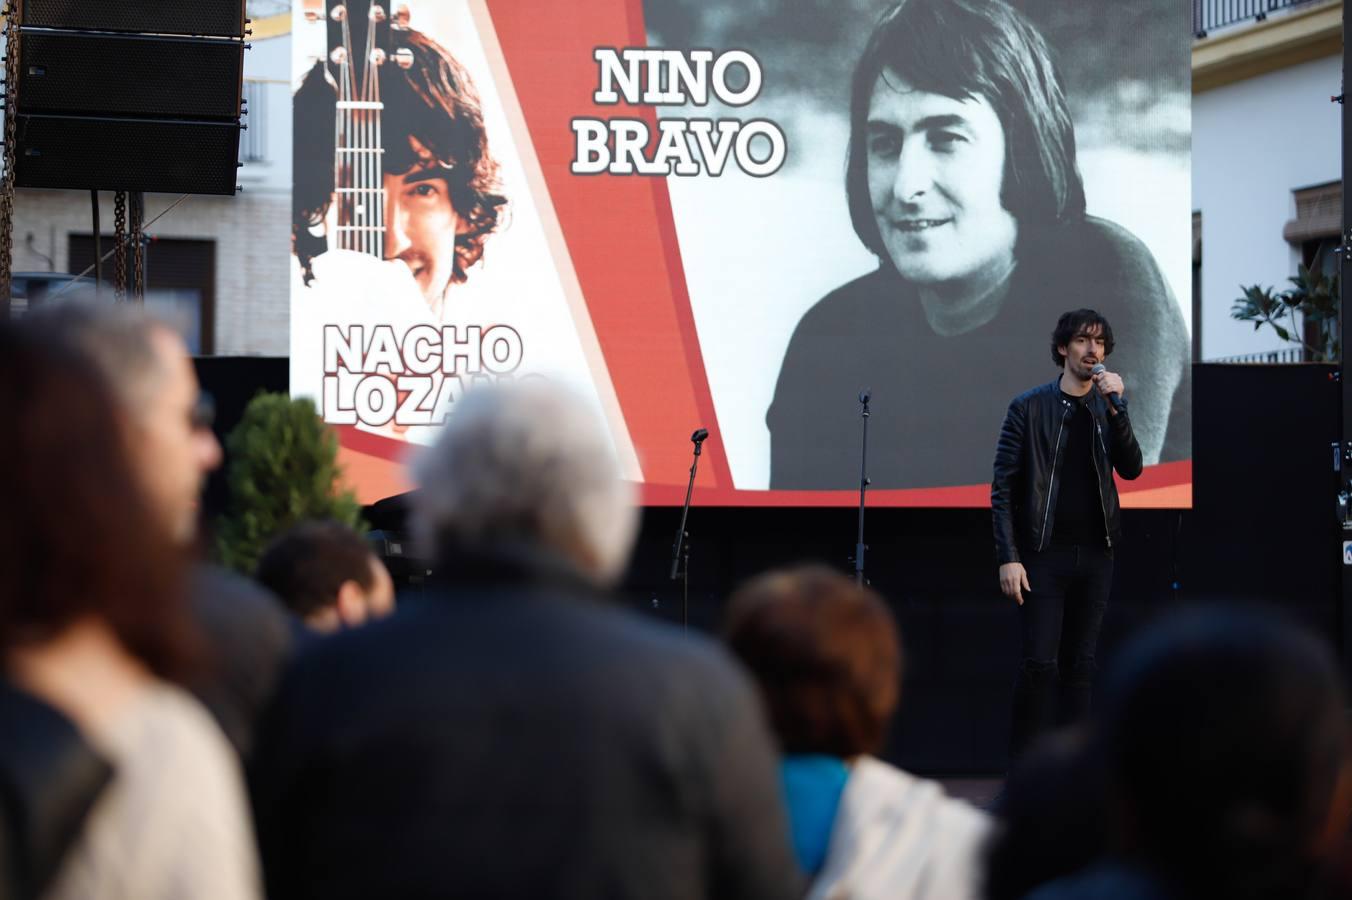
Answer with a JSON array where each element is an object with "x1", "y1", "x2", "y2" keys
[
  {"x1": 1231, "y1": 247, "x2": 1341, "y2": 362},
  {"x1": 214, "y1": 392, "x2": 363, "y2": 573}
]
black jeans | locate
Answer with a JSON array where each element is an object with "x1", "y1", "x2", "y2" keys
[{"x1": 1009, "y1": 542, "x2": 1113, "y2": 761}]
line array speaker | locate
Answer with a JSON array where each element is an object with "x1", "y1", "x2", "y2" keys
[
  {"x1": 15, "y1": 116, "x2": 241, "y2": 195},
  {"x1": 11, "y1": 0, "x2": 247, "y2": 195},
  {"x1": 19, "y1": 0, "x2": 246, "y2": 39},
  {"x1": 19, "y1": 31, "x2": 244, "y2": 121}
]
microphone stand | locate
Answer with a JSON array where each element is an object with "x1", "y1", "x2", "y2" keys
[
  {"x1": 855, "y1": 390, "x2": 871, "y2": 586},
  {"x1": 670, "y1": 429, "x2": 707, "y2": 629}
]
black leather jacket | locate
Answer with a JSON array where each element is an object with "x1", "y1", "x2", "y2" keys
[{"x1": 992, "y1": 380, "x2": 1144, "y2": 564}]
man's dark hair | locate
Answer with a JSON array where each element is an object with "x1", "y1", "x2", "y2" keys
[
  {"x1": 383, "y1": 29, "x2": 507, "y2": 283},
  {"x1": 1050, "y1": 308, "x2": 1114, "y2": 367},
  {"x1": 255, "y1": 521, "x2": 376, "y2": 619},
  {"x1": 724, "y1": 565, "x2": 901, "y2": 757},
  {"x1": 846, "y1": 0, "x2": 1086, "y2": 265}
]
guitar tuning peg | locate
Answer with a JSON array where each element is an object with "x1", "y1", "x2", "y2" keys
[
  {"x1": 329, "y1": 4, "x2": 347, "y2": 22},
  {"x1": 393, "y1": 4, "x2": 411, "y2": 27},
  {"x1": 369, "y1": 5, "x2": 387, "y2": 22},
  {"x1": 370, "y1": 48, "x2": 387, "y2": 66},
  {"x1": 394, "y1": 47, "x2": 413, "y2": 69}
]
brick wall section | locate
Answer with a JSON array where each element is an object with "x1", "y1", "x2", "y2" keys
[{"x1": 11, "y1": 186, "x2": 291, "y2": 355}]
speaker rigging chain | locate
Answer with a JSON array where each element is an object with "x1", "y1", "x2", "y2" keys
[
  {"x1": 41, "y1": 193, "x2": 190, "y2": 306},
  {"x1": 113, "y1": 190, "x2": 127, "y2": 303},
  {"x1": 131, "y1": 193, "x2": 145, "y2": 302},
  {"x1": 0, "y1": 22, "x2": 19, "y2": 306}
]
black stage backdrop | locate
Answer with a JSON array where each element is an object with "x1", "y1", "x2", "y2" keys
[{"x1": 198, "y1": 359, "x2": 1344, "y2": 775}]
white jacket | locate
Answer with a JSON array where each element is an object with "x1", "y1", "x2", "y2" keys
[{"x1": 807, "y1": 756, "x2": 990, "y2": 900}]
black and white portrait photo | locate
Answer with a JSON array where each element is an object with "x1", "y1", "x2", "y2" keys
[{"x1": 648, "y1": 0, "x2": 1191, "y2": 493}]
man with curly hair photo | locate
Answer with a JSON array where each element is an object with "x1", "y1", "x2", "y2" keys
[{"x1": 292, "y1": 23, "x2": 507, "y2": 320}]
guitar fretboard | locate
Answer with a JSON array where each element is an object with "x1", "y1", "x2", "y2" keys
[{"x1": 332, "y1": 8, "x2": 386, "y2": 258}]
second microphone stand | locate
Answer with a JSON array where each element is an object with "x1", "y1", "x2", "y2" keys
[
  {"x1": 670, "y1": 428, "x2": 708, "y2": 629},
  {"x1": 855, "y1": 390, "x2": 871, "y2": 586}
]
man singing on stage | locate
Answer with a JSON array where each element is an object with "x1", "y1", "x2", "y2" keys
[{"x1": 992, "y1": 309, "x2": 1143, "y2": 760}]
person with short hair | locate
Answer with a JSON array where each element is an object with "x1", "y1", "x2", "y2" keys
[
  {"x1": 28, "y1": 301, "x2": 294, "y2": 759},
  {"x1": 255, "y1": 521, "x2": 395, "y2": 632},
  {"x1": 768, "y1": 0, "x2": 1188, "y2": 490},
  {"x1": 725, "y1": 565, "x2": 989, "y2": 900},
  {"x1": 0, "y1": 323, "x2": 261, "y2": 900},
  {"x1": 251, "y1": 381, "x2": 803, "y2": 900},
  {"x1": 993, "y1": 309, "x2": 1143, "y2": 760}
]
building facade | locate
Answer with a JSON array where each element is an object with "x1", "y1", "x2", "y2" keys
[{"x1": 1192, "y1": 0, "x2": 1343, "y2": 362}]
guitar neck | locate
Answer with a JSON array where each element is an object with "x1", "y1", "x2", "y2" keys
[{"x1": 328, "y1": 1, "x2": 389, "y2": 258}]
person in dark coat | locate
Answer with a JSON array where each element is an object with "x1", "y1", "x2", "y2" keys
[
  {"x1": 1025, "y1": 606, "x2": 1351, "y2": 900},
  {"x1": 250, "y1": 381, "x2": 804, "y2": 900}
]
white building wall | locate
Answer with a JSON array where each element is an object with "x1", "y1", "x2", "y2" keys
[
  {"x1": 1193, "y1": 52, "x2": 1341, "y2": 360},
  {"x1": 240, "y1": 33, "x2": 293, "y2": 196}
]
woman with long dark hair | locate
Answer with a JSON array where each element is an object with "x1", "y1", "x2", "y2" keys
[{"x1": 0, "y1": 323, "x2": 260, "y2": 900}]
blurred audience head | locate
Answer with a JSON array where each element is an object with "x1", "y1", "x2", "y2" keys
[
  {"x1": 724, "y1": 565, "x2": 901, "y2": 757},
  {"x1": 255, "y1": 521, "x2": 394, "y2": 631},
  {"x1": 0, "y1": 321, "x2": 197, "y2": 679},
  {"x1": 984, "y1": 726, "x2": 1109, "y2": 900},
  {"x1": 27, "y1": 302, "x2": 221, "y2": 545},
  {"x1": 410, "y1": 380, "x2": 637, "y2": 585},
  {"x1": 1100, "y1": 605, "x2": 1350, "y2": 899}
]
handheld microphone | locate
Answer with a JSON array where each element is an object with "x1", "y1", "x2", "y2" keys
[{"x1": 1090, "y1": 363, "x2": 1126, "y2": 413}]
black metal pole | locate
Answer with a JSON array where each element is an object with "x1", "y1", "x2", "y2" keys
[
  {"x1": 131, "y1": 191, "x2": 145, "y2": 303},
  {"x1": 1339, "y1": 0, "x2": 1352, "y2": 685},
  {"x1": 855, "y1": 390, "x2": 871, "y2": 586},
  {"x1": 670, "y1": 428, "x2": 708, "y2": 629},
  {"x1": 91, "y1": 191, "x2": 101, "y2": 300}
]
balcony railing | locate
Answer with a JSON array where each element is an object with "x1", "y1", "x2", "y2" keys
[
  {"x1": 1208, "y1": 347, "x2": 1307, "y2": 363},
  {"x1": 1194, "y1": 0, "x2": 1326, "y2": 37}
]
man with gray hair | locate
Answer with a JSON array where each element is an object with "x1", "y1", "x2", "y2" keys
[
  {"x1": 32, "y1": 301, "x2": 223, "y2": 544},
  {"x1": 251, "y1": 381, "x2": 804, "y2": 900},
  {"x1": 27, "y1": 301, "x2": 294, "y2": 758}
]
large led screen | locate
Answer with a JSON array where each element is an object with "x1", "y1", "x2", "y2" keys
[{"x1": 290, "y1": 0, "x2": 1191, "y2": 506}]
